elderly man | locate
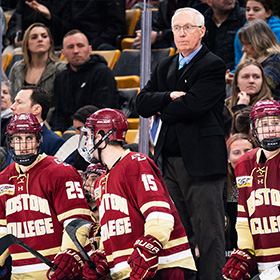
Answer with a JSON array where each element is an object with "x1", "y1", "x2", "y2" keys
[{"x1": 136, "y1": 7, "x2": 227, "y2": 280}]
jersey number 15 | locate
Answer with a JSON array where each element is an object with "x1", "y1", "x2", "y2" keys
[{"x1": 141, "y1": 174, "x2": 158, "y2": 191}]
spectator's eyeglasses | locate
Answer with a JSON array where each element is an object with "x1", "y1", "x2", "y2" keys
[{"x1": 172, "y1": 25, "x2": 202, "y2": 34}]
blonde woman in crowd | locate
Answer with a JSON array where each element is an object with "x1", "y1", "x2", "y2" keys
[
  {"x1": 8, "y1": 22, "x2": 65, "y2": 101},
  {"x1": 238, "y1": 19, "x2": 280, "y2": 96}
]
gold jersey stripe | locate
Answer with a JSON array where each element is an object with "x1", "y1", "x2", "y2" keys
[
  {"x1": 11, "y1": 269, "x2": 48, "y2": 279},
  {"x1": 57, "y1": 208, "x2": 91, "y2": 222},
  {"x1": 163, "y1": 236, "x2": 189, "y2": 249},
  {"x1": 106, "y1": 248, "x2": 133, "y2": 262},
  {"x1": 0, "y1": 219, "x2": 7, "y2": 226},
  {"x1": 140, "y1": 201, "x2": 171, "y2": 214},
  {"x1": 255, "y1": 247, "x2": 280, "y2": 256},
  {"x1": 11, "y1": 246, "x2": 61, "y2": 260},
  {"x1": 237, "y1": 204, "x2": 246, "y2": 212},
  {"x1": 145, "y1": 219, "x2": 173, "y2": 246}
]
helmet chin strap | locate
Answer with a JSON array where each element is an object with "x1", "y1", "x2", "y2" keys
[{"x1": 90, "y1": 128, "x2": 117, "y2": 164}]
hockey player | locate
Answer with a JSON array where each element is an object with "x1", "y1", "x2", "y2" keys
[
  {"x1": 223, "y1": 99, "x2": 280, "y2": 279},
  {"x1": 82, "y1": 163, "x2": 106, "y2": 219},
  {"x1": 78, "y1": 108, "x2": 196, "y2": 280},
  {"x1": 0, "y1": 113, "x2": 92, "y2": 279}
]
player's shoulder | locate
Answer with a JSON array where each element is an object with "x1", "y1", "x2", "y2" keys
[
  {"x1": 39, "y1": 156, "x2": 79, "y2": 176},
  {"x1": 0, "y1": 163, "x2": 16, "y2": 180},
  {"x1": 123, "y1": 151, "x2": 152, "y2": 165}
]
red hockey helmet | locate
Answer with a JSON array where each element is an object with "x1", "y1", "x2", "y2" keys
[
  {"x1": 6, "y1": 114, "x2": 42, "y2": 166},
  {"x1": 85, "y1": 163, "x2": 106, "y2": 176},
  {"x1": 85, "y1": 109, "x2": 128, "y2": 141},
  {"x1": 250, "y1": 100, "x2": 280, "y2": 151},
  {"x1": 79, "y1": 109, "x2": 128, "y2": 163}
]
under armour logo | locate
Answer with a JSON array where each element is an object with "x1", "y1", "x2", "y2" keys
[
  {"x1": 81, "y1": 82, "x2": 86, "y2": 88},
  {"x1": 18, "y1": 186, "x2": 23, "y2": 191}
]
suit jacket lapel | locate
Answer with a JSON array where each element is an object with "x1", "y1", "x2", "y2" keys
[
  {"x1": 167, "y1": 54, "x2": 179, "y2": 90},
  {"x1": 176, "y1": 44, "x2": 208, "y2": 86}
]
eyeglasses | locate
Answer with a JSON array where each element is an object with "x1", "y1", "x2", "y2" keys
[{"x1": 172, "y1": 24, "x2": 202, "y2": 34}]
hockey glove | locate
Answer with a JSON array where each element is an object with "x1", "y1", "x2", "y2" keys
[
  {"x1": 222, "y1": 249, "x2": 256, "y2": 280},
  {"x1": 127, "y1": 235, "x2": 163, "y2": 280},
  {"x1": 82, "y1": 249, "x2": 109, "y2": 280},
  {"x1": 47, "y1": 249, "x2": 84, "y2": 280}
]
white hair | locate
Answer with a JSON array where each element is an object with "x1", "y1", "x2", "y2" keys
[{"x1": 171, "y1": 7, "x2": 205, "y2": 27}]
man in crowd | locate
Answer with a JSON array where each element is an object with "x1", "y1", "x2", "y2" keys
[
  {"x1": 52, "y1": 30, "x2": 119, "y2": 133},
  {"x1": 203, "y1": 0, "x2": 246, "y2": 70},
  {"x1": 136, "y1": 7, "x2": 227, "y2": 279},
  {"x1": 9, "y1": 86, "x2": 73, "y2": 165}
]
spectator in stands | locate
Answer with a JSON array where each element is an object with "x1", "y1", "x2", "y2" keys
[
  {"x1": 1, "y1": 80, "x2": 13, "y2": 147},
  {"x1": 203, "y1": 0, "x2": 246, "y2": 70},
  {"x1": 66, "y1": 0, "x2": 126, "y2": 50},
  {"x1": 224, "y1": 59, "x2": 272, "y2": 138},
  {"x1": 8, "y1": 86, "x2": 73, "y2": 165},
  {"x1": 52, "y1": 30, "x2": 118, "y2": 133},
  {"x1": 4, "y1": 0, "x2": 66, "y2": 53},
  {"x1": 238, "y1": 19, "x2": 280, "y2": 96},
  {"x1": 136, "y1": 7, "x2": 227, "y2": 279},
  {"x1": 133, "y1": 0, "x2": 203, "y2": 49},
  {"x1": 226, "y1": 59, "x2": 272, "y2": 115},
  {"x1": 225, "y1": 133, "x2": 254, "y2": 260},
  {"x1": 8, "y1": 22, "x2": 66, "y2": 103},
  {"x1": 234, "y1": 0, "x2": 280, "y2": 69}
]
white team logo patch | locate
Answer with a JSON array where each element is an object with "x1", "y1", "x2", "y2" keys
[
  {"x1": 0, "y1": 184, "x2": 15, "y2": 196},
  {"x1": 236, "y1": 176, "x2": 253, "y2": 188},
  {"x1": 94, "y1": 187, "x2": 101, "y2": 199}
]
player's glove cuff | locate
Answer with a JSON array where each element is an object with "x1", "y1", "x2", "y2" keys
[
  {"x1": 222, "y1": 248, "x2": 256, "y2": 280},
  {"x1": 47, "y1": 248, "x2": 84, "y2": 280},
  {"x1": 83, "y1": 249, "x2": 109, "y2": 280},
  {"x1": 128, "y1": 235, "x2": 162, "y2": 280}
]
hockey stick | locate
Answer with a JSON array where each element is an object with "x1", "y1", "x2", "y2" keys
[
  {"x1": 0, "y1": 234, "x2": 56, "y2": 270},
  {"x1": 54, "y1": 134, "x2": 80, "y2": 162},
  {"x1": 65, "y1": 219, "x2": 98, "y2": 271},
  {"x1": 252, "y1": 265, "x2": 280, "y2": 280}
]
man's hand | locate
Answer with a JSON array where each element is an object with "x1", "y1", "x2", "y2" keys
[
  {"x1": 222, "y1": 249, "x2": 256, "y2": 280},
  {"x1": 82, "y1": 249, "x2": 109, "y2": 280},
  {"x1": 127, "y1": 235, "x2": 162, "y2": 280},
  {"x1": 225, "y1": 69, "x2": 235, "y2": 85},
  {"x1": 170, "y1": 91, "x2": 186, "y2": 100},
  {"x1": 46, "y1": 249, "x2": 84, "y2": 280},
  {"x1": 25, "y1": 1, "x2": 51, "y2": 20},
  {"x1": 133, "y1": 30, "x2": 158, "y2": 49}
]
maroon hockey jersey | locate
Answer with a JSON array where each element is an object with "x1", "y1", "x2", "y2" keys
[
  {"x1": 94, "y1": 150, "x2": 196, "y2": 279},
  {"x1": 235, "y1": 148, "x2": 280, "y2": 272},
  {"x1": 0, "y1": 154, "x2": 91, "y2": 279}
]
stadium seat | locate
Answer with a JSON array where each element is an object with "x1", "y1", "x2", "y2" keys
[
  {"x1": 126, "y1": 9, "x2": 141, "y2": 36},
  {"x1": 2, "y1": 53, "x2": 13, "y2": 72},
  {"x1": 91, "y1": 50, "x2": 121, "y2": 70},
  {"x1": 119, "y1": 87, "x2": 140, "y2": 118},
  {"x1": 115, "y1": 76, "x2": 140, "y2": 89},
  {"x1": 127, "y1": 118, "x2": 139, "y2": 129},
  {"x1": 5, "y1": 52, "x2": 24, "y2": 76},
  {"x1": 126, "y1": 129, "x2": 138, "y2": 144},
  {"x1": 113, "y1": 48, "x2": 175, "y2": 77}
]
